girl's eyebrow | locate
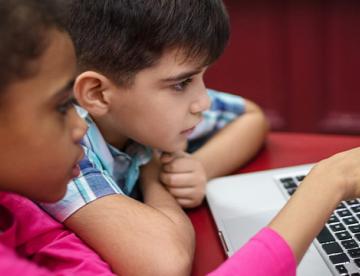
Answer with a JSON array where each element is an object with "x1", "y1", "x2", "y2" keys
[{"x1": 52, "y1": 79, "x2": 75, "y2": 100}]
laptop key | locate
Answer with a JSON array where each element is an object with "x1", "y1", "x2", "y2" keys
[
  {"x1": 296, "y1": 175, "x2": 305, "y2": 182},
  {"x1": 351, "y1": 205, "x2": 360, "y2": 213},
  {"x1": 343, "y1": 217, "x2": 358, "y2": 225},
  {"x1": 283, "y1": 181, "x2": 297, "y2": 189},
  {"x1": 349, "y1": 225, "x2": 360, "y2": 233},
  {"x1": 355, "y1": 234, "x2": 360, "y2": 242},
  {"x1": 335, "y1": 264, "x2": 348, "y2": 274},
  {"x1": 317, "y1": 226, "x2": 335, "y2": 243},
  {"x1": 354, "y1": 258, "x2": 360, "y2": 267},
  {"x1": 330, "y1": 223, "x2": 346, "y2": 232},
  {"x1": 348, "y1": 248, "x2": 360, "y2": 258},
  {"x1": 337, "y1": 209, "x2": 352, "y2": 217},
  {"x1": 346, "y1": 199, "x2": 359, "y2": 206},
  {"x1": 337, "y1": 203, "x2": 347, "y2": 210},
  {"x1": 280, "y1": 177, "x2": 295, "y2": 184},
  {"x1": 322, "y1": 242, "x2": 343, "y2": 254},
  {"x1": 328, "y1": 215, "x2": 340, "y2": 224},
  {"x1": 342, "y1": 239, "x2": 358, "y2": 249},
  {"x1": 335, "y1": 231, "x2": 352, "y2": 240},
  {"x1": 329, "y1": 253, "x2": 350, "y2": 264}
]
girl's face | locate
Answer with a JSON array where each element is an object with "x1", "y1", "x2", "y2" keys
[{"x1": 0, "y1": 30, "x2": 87, "y2": 203}]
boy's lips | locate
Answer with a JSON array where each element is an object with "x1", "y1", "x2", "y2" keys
[
  {"x1": 181, "y1": 126, "x2": 195, "y2": 133},
  {"x1": 180, "y1": 126, "x2": 196, "y2": 136},
  {"x1": 181, "y1": 119, "x2": 202, "y2": 135}
]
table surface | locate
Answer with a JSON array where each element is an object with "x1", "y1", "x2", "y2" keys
[{"x1": 187, "y1": 132, "x2": 360, "y2": 276}]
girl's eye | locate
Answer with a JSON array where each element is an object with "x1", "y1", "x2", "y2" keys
[
  {"x1": 173, "y1": 78, "x2": 193, "y2": 92},
  {"x1": 57, "y1": 97, "x2": 77, "y2": 114}
]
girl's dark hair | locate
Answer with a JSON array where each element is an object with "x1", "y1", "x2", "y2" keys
[
  {"x1": 0, "y1": 0, "x2": 68, "y2": 90},
  {"x1": 69, "y1": 0, "x2": 230, "y2": 86}
]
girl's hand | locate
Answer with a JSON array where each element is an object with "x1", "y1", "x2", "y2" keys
[{"x1": 307, "y1": 147, "x2": 360, "y2": 201}]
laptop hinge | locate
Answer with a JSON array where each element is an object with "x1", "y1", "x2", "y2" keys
[{"x1": 218, "y1": 231, "x2": 229, "y2": 254}]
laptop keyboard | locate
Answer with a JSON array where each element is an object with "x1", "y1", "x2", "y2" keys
[{"x1": 279, "y1": 175, "x2": 360, "y2": 276}]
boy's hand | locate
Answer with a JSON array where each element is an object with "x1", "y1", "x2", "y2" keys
[{"x1": 159, "y1": 151, "x2": 207, "y2": 208}]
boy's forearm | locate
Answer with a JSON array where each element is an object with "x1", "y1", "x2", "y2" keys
[
  {"x1": 141, "y1": 180, "x2": 196, "y2": 261},
  {"x1": 141, "y1": 166, "x2": 195, "y2": 237},
  {"x1": 193, "y1": 102, "x2": 268, "y2": 179},
  {"x1": 139, "y1": 160, "x2": 195, "y2": 272},
  {"x1": 142, "y1": 170, "x2": 191, "y2": 219}
]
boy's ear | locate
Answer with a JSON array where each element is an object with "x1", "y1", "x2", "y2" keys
[{"x1": 74, "y1": 71, "x2": 114, "y2": 116}]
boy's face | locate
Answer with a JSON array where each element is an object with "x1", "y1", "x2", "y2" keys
[
  {"x1": 0, "y1": 30, "x2": 87, "y2": 203},
  {"x1": 108, "y1": 49, "x2": 211, "y2": 152}
]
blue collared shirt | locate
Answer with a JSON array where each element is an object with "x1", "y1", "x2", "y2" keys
[{"x1": 40, "y1": 89, "x2": 245, "y2": 222}]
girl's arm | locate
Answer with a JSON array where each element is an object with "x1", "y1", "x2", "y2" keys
[{"x1": 208, "y1": 147, "x2": 360, "y2": 276}]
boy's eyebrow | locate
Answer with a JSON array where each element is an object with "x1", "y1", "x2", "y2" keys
[{"x1": 161, "y1": 69, "x2": 202, "y2": 82}]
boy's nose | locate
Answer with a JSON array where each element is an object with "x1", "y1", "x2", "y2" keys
[{"x1": 190, "y1": 89, "x2": 211, "y2": 114}]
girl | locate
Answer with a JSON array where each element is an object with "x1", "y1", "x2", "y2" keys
[{"x1": 0, "y1": 0, "x2": 114, "y2": 274}]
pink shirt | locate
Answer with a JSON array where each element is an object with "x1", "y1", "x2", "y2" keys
[
  {"x1": 0, "y1": 192, "x2": 114, "y2": 275},
  {"x1": 208, "y1": 228, "x2": 297, "y2": 276}
]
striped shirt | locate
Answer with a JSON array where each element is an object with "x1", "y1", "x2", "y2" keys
[{"x1": 40, "y1": 89, "x2": 245, "y2": 222}]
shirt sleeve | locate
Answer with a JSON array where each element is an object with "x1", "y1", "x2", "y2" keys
[
  {"x1": 40, "y1": 146, "x2": 123, "y2": 222},
  {"x1": 187, "y1": 89, "x2": 246, "y2": 152},
  {"x1": 207, "y1": 227, "x2": 297, "y2": 276}
]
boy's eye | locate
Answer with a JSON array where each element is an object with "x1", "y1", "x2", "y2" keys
[
  {"x1": 57, "y1": 97, "x2": 77, "y2": 114},
  {"x1": 173, "y1": 78, "x2": 193, "y2": 92}
]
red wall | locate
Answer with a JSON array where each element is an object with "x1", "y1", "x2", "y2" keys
[{"x1": 205, "y1": 0, "x2": 360, "y2": 134}]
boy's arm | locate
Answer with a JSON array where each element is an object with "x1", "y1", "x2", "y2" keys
[
  {"x1": 192, "y1": 99, "x2": 268, "y2": 179},
  {"x1": 64, "y1": 157, "x2": 195, "y2": 276}
]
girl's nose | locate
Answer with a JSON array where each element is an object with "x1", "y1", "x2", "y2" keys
[{"x1": 71, "y1": 108, "x2": 88, "y2": 143}]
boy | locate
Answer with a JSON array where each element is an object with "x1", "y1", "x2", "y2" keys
[
  {"x1": 0, "y1": 0, "x2": 113, "y2": 274},
  {"x1": 41, "y1": 1, "x2": 268, "y2": 275}
]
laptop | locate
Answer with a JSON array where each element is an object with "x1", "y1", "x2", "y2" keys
[{"x1": 206, "y1": 163, "x2": 360, "y2": 276}]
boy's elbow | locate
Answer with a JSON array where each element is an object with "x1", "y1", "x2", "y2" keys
[
  {"x1": 152, "y1": 251, "x2": 193, "y2": 276},
  {"x1": 112, "y1": 230, "x2": 195, "y2": 276},
  {"x1": 244, "y1": 100, "x2": 269, "y2": 131},
  {"x1": 159, "y1": 231, "x2": 195, "y2": 276},
  {"x1": 114, "y1": 247, "x2": 193, "y2": 276},
  {"x1": 150, "y1": 232, "x2": 194, "y2": 276},
  {"x1": 258, "y1": 109, "x2": 270, "y2": 135}
]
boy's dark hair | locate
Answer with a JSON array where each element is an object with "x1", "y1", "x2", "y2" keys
[
  {"x1": 69, "y1": 0, "x2": 230, "y2": 86},
  {"x1": 0, "y1": 0, "x2": 68, "y2": 91}
]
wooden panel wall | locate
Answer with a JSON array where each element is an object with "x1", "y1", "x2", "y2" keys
[{"x1": 205, "y1": 0, "x2": 360, "y2": 134}]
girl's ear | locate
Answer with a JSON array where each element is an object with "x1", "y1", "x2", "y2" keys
[{"x1": 74, "y1": 71, "x2": 114, "y2": 116}]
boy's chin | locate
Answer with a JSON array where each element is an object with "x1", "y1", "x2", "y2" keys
[{"x1": 159, "y1": 141, "x2": 188, "y2": 153}]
